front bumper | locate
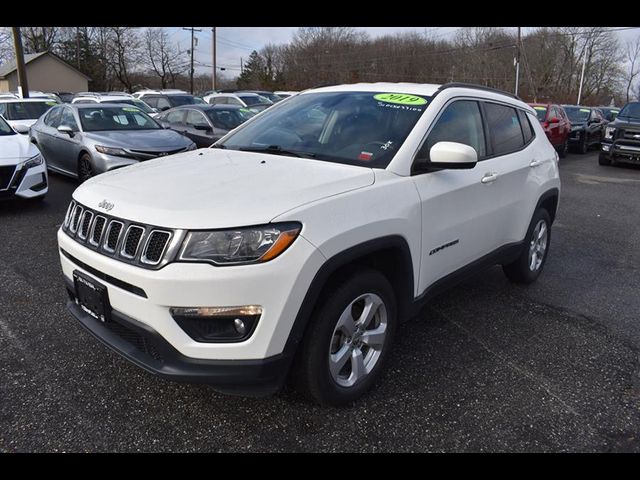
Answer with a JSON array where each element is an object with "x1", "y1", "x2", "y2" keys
[
  {"x1": 0, "y1": 162, "x2": 48, "y2": 200},
  {"x1": 601, "y1": 140, "x2": 640, "y2": 164},
  {"x1": 65, "y1": 285, "x2": 290, "y2": 395}
]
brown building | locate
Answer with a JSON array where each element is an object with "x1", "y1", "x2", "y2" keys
[{"x1": 0, "y1": 51, "x2": 90, "y2": 93}]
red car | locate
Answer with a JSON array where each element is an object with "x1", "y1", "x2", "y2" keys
[{"x1": 529, "y1": 103, "x2": 571, "y2": 158}]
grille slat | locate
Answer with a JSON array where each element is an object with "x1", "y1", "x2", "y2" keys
[
  {"x1": 0, "y1": 165, "x2": 17, "y2": 190},
  {"x1": 62, "y1": 201, "x2": 175, "y2": 269}
]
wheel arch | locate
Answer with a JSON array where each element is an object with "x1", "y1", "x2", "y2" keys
[{"x1": 536, "y1": 187, "x2": 559, "y2": 224}]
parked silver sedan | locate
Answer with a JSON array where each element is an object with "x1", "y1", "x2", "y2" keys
[{"x1": 30, "y1": 103, "x2": 196, "y2": 182}]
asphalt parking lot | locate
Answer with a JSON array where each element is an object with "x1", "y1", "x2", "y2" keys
[{"x1": 1, "y1": 150, "x2": 640, "y2": 452}]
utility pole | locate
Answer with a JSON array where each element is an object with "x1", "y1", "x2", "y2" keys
[
  {"x1": 577, "y1": 41, "x2": 588, "y2": 105},
  {"x1": 515, "y1": 26, "x2": 521, "y2": 97},
  {"x1": 240, "y1": 57, "x2": 243, "y2": 73},
  {"x1": 11, "y1": 27, "x2": 29, "y2": 98},
  {"x1": 183, "y1": 27, "x2": 202, "y2": 94},
  {"x1": 211, "y1": 27, "x2": 216, "y2": 91}
]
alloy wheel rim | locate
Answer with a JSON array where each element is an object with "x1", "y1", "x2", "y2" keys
[
  {"x1": 80, "y1": 159, "x2": 92, "y2": 181},
  {"x1": 328, "y1": 293, "x2": 387, "y2": 388},
  {"x1": 528, "y1": 219, "x2": 548, "y2": 271}
]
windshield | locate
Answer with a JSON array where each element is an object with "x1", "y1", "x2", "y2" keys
[
  {"x1": 206, "y1": 108, "x2": 256, "y2": 130},
  {"x1": 1, "y1": 101, "x2": 54, "y2": 120},
  {"x1": 168, "y1": 95, "x2": 198, "y2": 107},
  {"x1": 618, "y1": 103, "x2": 640, "y2": 120},
  {"x1": 218, "y1": 91, "x2": 430, "y2": 168},
  {"x1": 532, "y1": 106, "x2": 547, "y2": 122},
  {"x1": 130, "y1": 99, "x2": 154, "y2": 113},
  {"x1": 239, "y1": 95, "x2": 272, "y2": 106},
  {"x1": 0, "y1": 115, "x2": 15, "y2": 135},
  {"x1": 564, "y1": 107, "x2": 591, "y2": 123},
  {"x1": 79, "y1": 106, "x2": 160, "y2": 131}
]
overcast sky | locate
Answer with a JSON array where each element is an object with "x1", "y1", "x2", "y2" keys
[{"x1": 167, "y1": 27, "x2": 640, "y2": 79}]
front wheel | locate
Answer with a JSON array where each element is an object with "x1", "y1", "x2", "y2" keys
[
  {"x1": 503, "y1": 208, "x2": 551, "y2": 284},
  {"x1": 78, "y1": 154, "x2": 94, "y2": 183},
  {"x1": 293, "y1": 268, "x2": 397, "y2": 406},
  {"x1": 578, "y1": 136, "x2": 588, "y2": 154}
]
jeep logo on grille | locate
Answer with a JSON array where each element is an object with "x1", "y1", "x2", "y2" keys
[{"x1": 97, "y1": 200, "x2": 114, "y2": 212}]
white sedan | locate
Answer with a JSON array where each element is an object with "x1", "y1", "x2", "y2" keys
[{"x1": 0, "y1": 115, "x2": 48, "y2": 201}]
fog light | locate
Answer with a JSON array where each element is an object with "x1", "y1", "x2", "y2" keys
[
  {"x1": 170, "y1": 305, "x2": 262, "y2": 343},
  {"x1": 602, "y1": 144, "x2": 610, "y2": 152}
]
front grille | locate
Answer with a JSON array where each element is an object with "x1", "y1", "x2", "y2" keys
[
  {"x1": 0, "y1": 165, "x2": 16, "y2": 190},
  {"x1": 623, "y1": 129, "x2": 640, "y2": 140},
  {"x1": 121, "y1": 225, "x2": 144, "y2": 258},
  {"x1": 61, "y1": 200, "x2": 177, "y2": 269},
  {"x1": 127, "y1": 147, "x2": 187, "y2": 160}
]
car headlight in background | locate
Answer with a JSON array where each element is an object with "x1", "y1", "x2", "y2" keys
[
  {"x1": 20, "y1": 153, "x2": 43, "y2": 169},
  {"x1": 178, "y1": 222, "x2": 302, "y2": 265},
  {"x1": 604, "y1": 126, "x2": 616, "y2": 140},
  {"x1": 95, "y1": 145, "x2": 129, "y2": 157}
]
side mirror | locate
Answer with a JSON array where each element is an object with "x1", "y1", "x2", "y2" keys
[
  {"x1": 58, "y1": 125, "x2": 75, "y2": 136},
  {"x1": 549, "y1": 117, "x2": 560, "y2": 124},
  {"x1": 425, "y1": 142, "x2": 478, "y2": 170},
  {"x1": 14, "y1": 124, "x2": 29, "y2": 134},
  {"x1": 194, "y1": 125, "x2": 212, "y2": 132}
]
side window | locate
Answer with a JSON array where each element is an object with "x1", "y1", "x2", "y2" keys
[
  {"x1": 484, "y1": 102, "x2": 525, "y2": 155},
  {"x1": 518, "y1": 110, "x2": 534, "y2": 144},
  {"x1": 156, "y1": 97, "x2": 172, "y2": 110},
  {"x1": 144, "y1": 96, "x2": 159, "y2": 108},
  {"x1": 549, "y1": 107, "x2": 558, "y2": 120},
  {"x1": 44, "y1": 106, "x2": 63, "y2": 127},
  {"x1": 60, "y1": 108, "x2": 79, "y2": 131},
  {"x1": 419, "y1": 100, "x2": 486, "y2": 160},
  {"x1": 0, "y1": 103, "x2": 6, "y2": 116},
  {"x1": 227, "y1": 97, "x2": 244, "y2": 106},
  {"x1": 166, "y1": 110, "x2": 185, "y2": 124},
  {"x1": 186, "y1": 110, "x2": 209, "y2": 128},
  {"x1": 212, "y1": 97, "x2": 227, "y2": 105}
]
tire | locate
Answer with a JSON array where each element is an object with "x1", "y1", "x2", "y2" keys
[
  {"x1": 78, "y1": 154, "x2": 94, "y2": 183},
  {"x1": 578, "y1": 136, "x2": 588, "y2": 154},
  {"x1": 558, "y1": 139, "x2": 568, "y2": 158},
  {"x1": 599, "y1": 153, "x2": 612, "y2": 166},
  {"x1": 293, "y1": 268, "x2": 397, "y2": 406},
  {"x1": 503, "y1": 208, "x2": 552, "y2": 284}
]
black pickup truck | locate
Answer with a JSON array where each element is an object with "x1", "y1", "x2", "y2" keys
[{"x1": 599, "y1": 102, "x2": 640, "y2": 166}]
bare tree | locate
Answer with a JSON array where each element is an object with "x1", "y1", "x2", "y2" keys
[
  {"x1": 21, "y1": 27, "x2": 60, "y2": 53},
  {"x1": 624, "y1": 36, "x2": 640, "y2": 103},
  {"x1": 143, "y1": 28, "x2": 186, "y2": 88},
  {"x1": 104, "y1": 27, "x2": 142, "y2": 92},
  {"x1": 0, "y1": 27, "x2": 13, "y2": 65}
]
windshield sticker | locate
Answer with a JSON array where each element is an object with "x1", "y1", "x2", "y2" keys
[
  {"x1": 533, "y1": 106, "x2": 547, "y2": 110},
  {"x1": 358, "y1": 151, "x2": 373, "y2": 161},
  {"x1": 580, "y1": 108, "x2": 591, "y2": 112},
  {"x1": 380, "y1": 140, "x2": 393, "y2": 150},
  {"x1": 374, "y1": 93, "x2": 427, "y2": 106},
  {"x1": 122, "y1": 107, "x2": 140, "y2": 112}
]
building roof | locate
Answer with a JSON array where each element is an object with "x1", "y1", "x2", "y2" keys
[{"x1": 0, "y1": 51, "x2": 91, "y2": 80}]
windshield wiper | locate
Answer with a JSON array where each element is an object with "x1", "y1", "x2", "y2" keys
[
  {"x1": 237, "y1": 145, "x2": 316, "y2": 158},
  {"x1": 210, "y1": 143, "x2": 226, "y2": 149}
]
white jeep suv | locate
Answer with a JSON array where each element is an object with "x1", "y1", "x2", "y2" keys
[{"x1": 58, "y1": 82, "x2": 560, "y2": 405}]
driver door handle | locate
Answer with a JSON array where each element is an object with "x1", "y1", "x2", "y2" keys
[
  {"x1": 530, "y1": 159, "x2": 544, "y2": 167},
  {"x1": 481, "y1": 172, "x2": 498, "y2": 184}
]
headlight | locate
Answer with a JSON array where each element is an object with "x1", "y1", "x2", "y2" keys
[
  {"x1": 604, "y1": 126, "x2": 615, "y2": 140},
  {"x1": 95, "y1": 145, "x2": 129, "y2": 157},
  {"x1": 178, "y1": 222, "x2": 302, "y2": 265},
  {"x1": 21, "y1": 153, "x2": 43, "y2": 169}
]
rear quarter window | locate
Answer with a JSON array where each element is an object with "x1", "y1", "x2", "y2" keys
[
  {"x1": 518, "y1": 110, "x2": 535, "y2": 144},
  {"x1": 484, "y1": 102, "x2": 525, "y2": 155}
]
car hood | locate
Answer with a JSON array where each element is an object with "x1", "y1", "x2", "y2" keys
[
  {"x1": 6, "y1": 118, "x2": 37, "y2": 129},
  {"x1": 73, "y1": 149, "x2": 375, "y2": 229},
  {"x1": 84, "y1": 129, "x2": 192, "y2": 149},
  {"x1": 0, "y1": 132, "x2": 39, "y2": 164},
  {"x1": 610, "y1": 118, "x2": 640, "y2": 130}
]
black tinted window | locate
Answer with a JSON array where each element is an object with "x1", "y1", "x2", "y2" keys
[
  {"x1": 421, "y1": 100, "x2": 486, "y2": 159},
  {"x1": 518, "y1": 110, "x2": 534, "y2": 143},
  {"x1": 485, "y1": 102, "x2": 524, "y2": 155}
]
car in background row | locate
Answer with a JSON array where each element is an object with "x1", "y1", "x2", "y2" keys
[
  {"x1": 562, "y1": 105, "x2": 606, "y2": 154},
  {"x1": 203, "y1": 92, "x2": 273, "y2": 112},
  {"x1": 530, "y1": 103, "x2": 571, "y2": 158},
  {"x1": 274, "y1": 91, "x2": 298, "y2": 99},
  {"x1": 599, "y1": 101, "x2": 640, "y2": 167},
  {"x1": 598, "y1": 106, "x2": 620, "y2": 122},
  {"x1": 0, "y1": 97, "x2": 58, "y2": 133},
  {"x1": 236, "y1": 90, "x2": 283, "y2": 103},
  {"x1": 71, "y1": 93, "x2": 158, "y2": 117},
  {"x1": 53, "y1": 91, "x2": 76, "y2": 103},
  {"x1": 133, "y1": 89, "x2": 201, "y2": 112},
  {"x1": 30, "y1": 103, "x2": 196, "y2": 182},
  {"x1": 155, "y1": 104, "x2": 257, "y2": 148},
  {"x1": 0, "y1": 114, "x2": 48, "y2": 201}
]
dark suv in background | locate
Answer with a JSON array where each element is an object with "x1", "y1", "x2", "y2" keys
[
  {"x1": 563, "y1": 105, "x2": 606, "y2": 154},
  {"x1": 530, "y1": 103, "x2": 571, "y2": 157},
  {"x1": 599, "y1": 101, "x2": 640, "y2": 167}
]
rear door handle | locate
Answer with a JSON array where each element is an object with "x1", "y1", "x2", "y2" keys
[
  {"x1": 481, "y1": 172, "x2": 498, "y2": 184},
  {"x1": 530, "y1": 159, "x2": 544, "y2": 167}
]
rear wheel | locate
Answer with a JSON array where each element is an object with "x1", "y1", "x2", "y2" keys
[
  {"x1": 293, "y1": 268, "x2": 397, "y2": 406},
  {"x1": 503, "y1": 208, "x2": 551, "y2": 284},
  {"x1": 78, "y1": 154, "x2": 94, "y2": 183}
]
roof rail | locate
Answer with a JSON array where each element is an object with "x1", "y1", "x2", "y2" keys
[{"x1": 437, "y1": 82, "x2": 522, "y2": 101}]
